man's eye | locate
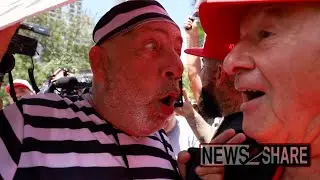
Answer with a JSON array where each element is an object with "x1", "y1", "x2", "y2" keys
[
  {"x1": 258, "y1": 30, "x2": 274, "y2": 39},
  {"x1": 145, "y1": 42, "x2": 157, "y2": 51}
]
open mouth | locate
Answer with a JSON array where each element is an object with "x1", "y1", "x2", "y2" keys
[
  {"x1": 243, "y1": 90, "x2": 265, "y2": 102},
  {"x1": 160, "y1": 95, "x2": 176, "y2": 106}
]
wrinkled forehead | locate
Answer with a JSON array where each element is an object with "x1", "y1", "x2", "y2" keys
[
  {"x1": 240, "y1": 3, "x2": 320, "y2": 32},
  {"x1": 101, "y1": 21, "x2": 182, "y2": 46}
]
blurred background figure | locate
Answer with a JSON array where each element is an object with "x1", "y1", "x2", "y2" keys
[
  {"x1": 184, "y1": 17, "x2": 242, "y2": 123},
  {"x1": 5, "y1": 79, "x2": 35, "y2": 103},
  {"x1": 163, "y1": 111, "x2": 199, "y2": 158}
]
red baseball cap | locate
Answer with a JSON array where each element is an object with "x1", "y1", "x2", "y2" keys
[
  {"x1": 185, "y1": 0, "x2": 320, "y2": 60},
  {"x1": 5, "y1": 79, "x2": 34, "y2": 94}
]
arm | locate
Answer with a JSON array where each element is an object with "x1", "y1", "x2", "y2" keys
[
  {"x1": 185, "y1": 111, "x2": 215, "y2": 143},
  {"x1": 184, "y1": 19, "x2": 202, "y2": 102},
  {"x1": 0, "y1": 103, "x2": 24, "y2": 179},
  {"x1": 175, "y1": 90, "x2": 214, "y2": 143}
]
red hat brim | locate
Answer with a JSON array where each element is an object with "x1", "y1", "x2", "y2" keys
[
  {"x1": 5, "y1": 83, "x2": 30, "y2": 94},
  {"x1": 185, "y1": 0, "x2": 320, "y2": 60}
]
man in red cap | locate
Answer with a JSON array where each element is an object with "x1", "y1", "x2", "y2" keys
[
  {"x1": 5, "y1": 79, "x2": 35, "y2": 103},
  {"x1": 179, "y1": 0, "x2": 320, "y2": 179}
]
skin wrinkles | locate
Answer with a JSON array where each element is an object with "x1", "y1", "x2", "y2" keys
[
  {"x1": 224, "y1": 4, "x2": 320, "y2": 145},
  {"x1": 90, "y1": 21, "x2": 183, "y2": 137}
]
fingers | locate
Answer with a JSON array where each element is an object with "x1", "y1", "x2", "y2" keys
[
  {"x1": 177, "y1": 151, "x2": 191, "y2": 179},
  {"x1": 194, "y1": 130, "x2": 246, "y2": 180},
  {"x1": 210, "y1": 129, "x2": 236, "y2": 144},
  {"x1": 196, "y1": 166, "x2": 224, "y2": 176},
  {"x1": 174, "y1": 107, "x2": 183, "y2": 115},
  {"x1": 226, "y1": 133, "x2": 246, "y2": 144},
  {"x1": 184, "y1": 18, "x2": 193, "y2": 26},
  {"x1": 200, "y1": 174, "x2": 223, "y2": 180},
  {"x1": 183, "y1": 19, "x2": 193, "y2": 30}
]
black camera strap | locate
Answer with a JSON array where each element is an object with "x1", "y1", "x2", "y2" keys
[
  {"x1": 8, "y1": 71, "x2": 18, "y2": 102},
  {"x1": 28, "y1": 57, "x2": 40, "y2": 93}
]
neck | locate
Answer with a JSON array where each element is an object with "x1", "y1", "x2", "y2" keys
[
  {"x1": 282, "y1": 157, "x2": 320, "y2": 180},
  {"x1": 281, "y1": 115, "x2": 320, "y2": 179},
  {"x1": 90, "y1": 87, "x2": 136, "y2": 136},
  {"x1": 164, "y1": 117, "x2": 177, "y2": 134}
]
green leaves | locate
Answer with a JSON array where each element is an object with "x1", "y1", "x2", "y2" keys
[{"x1": 0, "y1": 4, "x2": 95, "y2": 107}]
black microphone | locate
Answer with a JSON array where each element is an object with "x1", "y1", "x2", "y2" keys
[
  {"x1": 19, "y1": 23, "x2": 50, "y2": 37},
  {"x1": 53, "y1": 76, "x2": 79, "y2": 89}
]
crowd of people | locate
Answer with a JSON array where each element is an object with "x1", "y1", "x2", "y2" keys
[{"x1": 0, "y1": 0, "x2": 319, "y2": 179}]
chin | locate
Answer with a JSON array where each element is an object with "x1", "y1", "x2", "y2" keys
[
  {"x1": 242, "y1": 107, "x2": 285, "y2": 144},
  {"x1": 134, "y1": 120, "x2": 167, "y2": 137}
]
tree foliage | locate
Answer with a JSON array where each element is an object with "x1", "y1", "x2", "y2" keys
[{"x1": 1, "y1": 5, "x2": 95, "y2": 106}]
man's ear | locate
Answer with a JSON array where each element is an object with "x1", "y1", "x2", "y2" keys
[{"x1": 89, "y1": 46, "x2": 106, "y2": 83}]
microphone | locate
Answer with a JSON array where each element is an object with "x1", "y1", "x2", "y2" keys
[
  {"x1": 19, "y1": 23, "x2": 50, "y2": 37},
  {"x1": 53, "y1": 76, "x2": 79, "y2": 89}
]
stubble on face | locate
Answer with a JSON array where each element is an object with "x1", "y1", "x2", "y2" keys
[
  {"x1": 201, "y1": 58, "x2": 242, "y2": 116},
  {"x1": 93, "y1": 21, "x2": 183, "y2": 137},
  {"x1": 232, "y1": 3, "x2": 320, "y2": 143}
]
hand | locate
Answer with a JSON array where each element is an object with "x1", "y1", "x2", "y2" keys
[
  {"x1": 183, "y1": 17, "x2": 199, "y2": 37},
  {"x1": 177, "y1": 129, "x2": 246, "y2": 180},
  {"x1": 175, "y1": 89, "x2": 197, "y2": 119}
]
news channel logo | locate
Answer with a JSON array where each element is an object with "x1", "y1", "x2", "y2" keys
[{"x1": 200, "y1": 144, "x2": 310, "y2": 166}]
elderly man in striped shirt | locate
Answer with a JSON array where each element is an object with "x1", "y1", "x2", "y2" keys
[{"x1": 0, "y1": 0, "x2": 184, "y2": 179}]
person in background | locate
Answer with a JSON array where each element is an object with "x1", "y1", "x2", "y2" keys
[
  {"x1": 177, "y1": 17, "x2": 243, "y2": 143},
  {"x1": 184, "y1": 17, "x2": 242, "y2": 120},
  {"x1": 163, "y1": 110, "x2": 199, "y2": 158},
  {"x1": 5, "y1": 79, "x2": 35, "y2": 104}
]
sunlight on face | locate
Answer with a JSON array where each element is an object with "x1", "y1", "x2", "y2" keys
[
  {"x1": 98, "y1": 21, "x2": 183, "y2": 136},
  {"x1": 224, "y1": 4, "x2": 320, "y2": 143}
]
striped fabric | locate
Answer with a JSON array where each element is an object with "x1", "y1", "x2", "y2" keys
[
  {"x1": 93, "y1": 0, "x2": 179, "y2": 45},
  {"x1": 0, "y1": 93, "x2": 180, "y2": 180}
]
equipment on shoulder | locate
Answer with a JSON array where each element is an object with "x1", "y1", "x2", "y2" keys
[{"x1": 1, "y1": 23, "x2": 50, "y2": 103}]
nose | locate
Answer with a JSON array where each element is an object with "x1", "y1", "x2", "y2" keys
[
  {"x1": 162, "y1": 53, "x2": 184, "y2": 79},
  {"x1": 223, "y1": 40, "x2": 255, "y2": 76}
]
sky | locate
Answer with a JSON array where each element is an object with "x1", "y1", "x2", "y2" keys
[
  {"x1": 82, "y1": 0, "x2": 194, "y2": 28},
  {"x1": 81, "y1": 0, "x2": 195, "y2": 64}
]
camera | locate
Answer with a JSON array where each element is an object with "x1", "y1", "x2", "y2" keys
[
  {"x1": 40, "y1": 69, "x2": 93, "y2": 97},
  {"x1": 6, "y1": 23, "x2": 50, "y2": 57}
]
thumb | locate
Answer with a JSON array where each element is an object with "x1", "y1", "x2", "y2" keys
[{"x1": 177, "y1": 151, "x2": 191, "y2": 179}]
